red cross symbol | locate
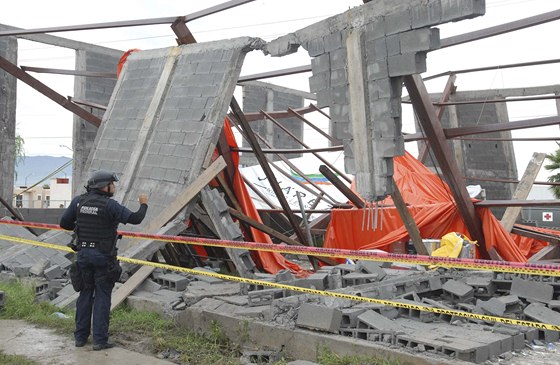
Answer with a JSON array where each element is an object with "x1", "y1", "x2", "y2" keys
[{"x1": 544, "y1": 213, "x2": 552, "y2": 220}]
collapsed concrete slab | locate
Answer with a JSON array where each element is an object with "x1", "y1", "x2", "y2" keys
[
  {"x1": 79, "y1": 37, "x2": 265, "y2": 259},
  {"x1": 0, "y1": 218, "x2": 71, "y2": 272}
]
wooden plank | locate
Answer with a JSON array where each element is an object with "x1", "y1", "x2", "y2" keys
[
  {"x1": 390, "y1": 178, "x2": 429, "y2": 256},
  {"x1": 500, "y1": 152, "x2": 545, "y2": 232},
  {"x1": 228, "y1": 207, "x2": 338, "y2": 266},
  {"x1": 111, "y1": 265, "x2": 155, "y2": 311},
  {"x1": 145, "y1": 156, "x2": 226, "y2": 232},
  {"x1": 113, "y1": 157, "x2": 227, "y2": 309},
  {"x1": 528, "y1": 244, "x2": 560, "y2": 263}
]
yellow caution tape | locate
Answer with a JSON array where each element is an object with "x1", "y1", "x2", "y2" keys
[
  {"x1": 2, "y1": 220, "x2": 560, "y2": 277},
  {"x1": 0, "y1": 233, "x2": 558, "y2": 331}
]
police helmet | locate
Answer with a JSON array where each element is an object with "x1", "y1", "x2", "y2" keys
[{"x1": 87, "y1": 170, "x2": 119, "y2": 190}]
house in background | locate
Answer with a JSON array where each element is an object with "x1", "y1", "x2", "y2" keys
[{"x1": 13, "y1": 177, "x2": 72, "y2": 209}]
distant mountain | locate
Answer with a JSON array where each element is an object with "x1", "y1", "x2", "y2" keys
[{"x1": 14, "y1": 156, "x2": 72, "y2": 187}]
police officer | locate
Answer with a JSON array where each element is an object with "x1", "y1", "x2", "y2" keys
[{"x1": 60, "y1": 170, "x2": 148, "y2": 350}]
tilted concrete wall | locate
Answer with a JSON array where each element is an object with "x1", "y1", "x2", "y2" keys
[
  {"x1": 240, "y1": 83, "x2": 304, "y2": 166},
  {"x1": 80, "y1": 38, "x2": 264, "y2": 253},
  {"x1": 0, "y1": 36, "x2": 17, "y2": 217},
  {"x1": 73, "y1": 49, "x2": 120, "y2": 194}
]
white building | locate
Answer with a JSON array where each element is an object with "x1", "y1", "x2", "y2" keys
[{"x1": 13, "y1": 177, "x2": 72, "y2": 209}]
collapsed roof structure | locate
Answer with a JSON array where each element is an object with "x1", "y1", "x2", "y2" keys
[{"x1": 1, "y1": 0, "x2": 560, "y2": 363}]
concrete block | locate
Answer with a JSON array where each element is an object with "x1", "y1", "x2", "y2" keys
[
  {"x1": 411, "y1": 0, "x2": 442, "y2": 28},
  {"x1": 476, "y1": 297, "x2": 506, "y2": 317},
  {"x1": 364, "y1": 18, "x2": 386, "y2": 41},
  {"x1": 524, "y1": 303, "x2": 560, "y2": 326},
  {"x1": 296, "y1": 303, "x2": 342, "y2": 333},
  {"x1": 466, "y1": 276, "x2": 496, "y2": 298},
  {"x1": 11, "y1": 265, "x2": 31, "y2": 278},
  {"x1": 388, "y1": 52, "x2": 427, "y2": 77},
  {"x1": 274, "y1": 269, "x2": 295, "y2": 283},
  {"x1": 396, "y1": 299, "x2": 435, "y2": 323},
  {"x1": 342, "y1": 272, "x2": 381, "y2": 286},
  {"x1": 356, "y1": 261, "x2": 386, "y2": 281},
  {"x1": 323, "y1": 31, "x2": 343, "y2": 53},
  {"x1": 35, "y1": 281, "x2": 48, "y2": 295},
  {"x1": 305, "y1": 38, "x2": 325, "y2": 57},
  {"x1": 29, "y1": 258, "x2": 50, "y2": 277},
  {"x1": 511, "y1": 278, "x2": 553, "y2": 303},
  {"x1": 442, "y1": 279, "x2": 474, "y2": 304},
  {"x1": 441, "y1": 0, "x2": 486, "y2": 23},
  {"x1": 385, "y1": 34, "x2": 401, "y2": 56},
  {"x1": 153, "y1": 273, "x2": 188, "y2": 291},
  {"x1": 304, "y1": 272, "x2": 329, "y2": 290},
  {"x1": 384, "y1": 9, "x2": 412, "y2": 36},
  {"x1": 340, "y1": 308, "x2": 367, "y2": 328},
  {"x1": 399, "y1": 28, "x2": 440, "y2": 53},
  {"x1": 43, "y1": 265, "x2": 63, "y2": 280},
  {"x1": 356, "y1": 310, "x2": 403, "y2": 332},
  {"x1": 310, "y1": 53, "x2": 329, "y2": 73},
  {"x1": 247, "y1": 288, "x2": 287, "y2": 307}
]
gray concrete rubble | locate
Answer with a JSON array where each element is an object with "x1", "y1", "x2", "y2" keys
[
  {"x1": 266, "y1": 0, "x2": 484, "y2": 200},
  {"x1": 107, "y1": 263, "x2": 560, "y2": 364},
  {"x1": 1, "y1": 222, "x2": 560, "y2": 363}
]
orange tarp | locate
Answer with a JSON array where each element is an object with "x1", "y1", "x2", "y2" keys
[
  {"x1": 324, "y1": 152, "x2": 550, "y2": 263},
  {"x1": 222, "y1": 118, "x2": 307, "y2": 276}
]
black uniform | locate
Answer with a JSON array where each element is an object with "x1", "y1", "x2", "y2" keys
[{"x1": 60, "y1": 189, "x2": 147, "y2": 348}]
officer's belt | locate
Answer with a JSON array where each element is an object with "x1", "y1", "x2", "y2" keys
[{"x1": 79, "y1": 241, "x2": 98, "y2": 249}]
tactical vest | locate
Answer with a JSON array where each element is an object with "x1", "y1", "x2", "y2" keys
[{"x1": 76, "y1": 193, "x2": 118, "y2": 254}]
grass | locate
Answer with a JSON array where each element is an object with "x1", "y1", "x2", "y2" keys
[
  {"x1": 0, "y1": 280, "x2": 403, "y2": 365},
  {"x1": 317, "y1": 345, "x2": 405, "y2": 365},
  {"x1": 0, "y1": 350, "x2": 37, "y2": 365}
]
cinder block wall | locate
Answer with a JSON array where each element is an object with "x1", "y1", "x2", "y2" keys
[
  {"x1": 422, "y1": 95, "x2": 517, "y2": 219},
  {"x1": 240, "y1": 84, "x2": 304, "y2": 166},
  {"x1": 73, "y1": 49, "x2": 120, "y2": 194},
  {"x1": 0, "y1": 36, "x2": 17, "y2": 217}
]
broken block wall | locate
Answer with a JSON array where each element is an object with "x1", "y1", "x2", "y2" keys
[
  {"x1": 240, "y1": 84, "x2": 304, "y2": 166},
  {"x1": 266, "y1": 0, "x2": 485, "y2": 201},
  {"x1": 423, "y1": 95, "x2": 518, "y2": 218}
]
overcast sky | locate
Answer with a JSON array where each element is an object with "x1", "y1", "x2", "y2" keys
[{"x1": 1, "y1": 0, "x2": 559, "y2": 181}]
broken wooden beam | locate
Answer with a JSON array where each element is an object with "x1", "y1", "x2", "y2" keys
[
  {"x1": 500, "y1": 152, "x2": 545, "y2": 232},
  {"x1": 228, "y1": 207, "x2": 338, "y2": 267}
]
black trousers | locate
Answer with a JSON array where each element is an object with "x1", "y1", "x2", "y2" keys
[{"x1": 74, "y1": 248, "x2": 114, "y2": 345}]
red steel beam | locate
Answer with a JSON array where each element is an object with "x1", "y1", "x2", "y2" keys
[
  {"x1": 0, "y1": 0, "x2": 256, "y2": 36},
  {"x1": 440, "y1": 9, "x2": 560, "y2": 48},
  {"x1": 0, "y1": 55, "x2": 101, "y2": 127},
  {"x1": 404, "y1": 74, "x2": 488, "y2": 257}
]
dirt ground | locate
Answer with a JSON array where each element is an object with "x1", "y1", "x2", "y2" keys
[{"x1": 0, "y1": 319, "x2": 173, "y2": 365}]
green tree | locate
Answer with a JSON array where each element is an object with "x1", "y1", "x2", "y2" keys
[
  {"x1": 544, "y1": 142, "x2": 560, "y2": 199},
  {"x1": 14, "y1": 134, "x2": 25, "y2": 180}
]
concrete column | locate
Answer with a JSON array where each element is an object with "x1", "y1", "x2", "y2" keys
[
  {"x1": 0, "y1": 36, "x2": 17, "y2": 215},
  {"x1": 73, "y1": 49, "x2": 119, "y2": 194}
]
